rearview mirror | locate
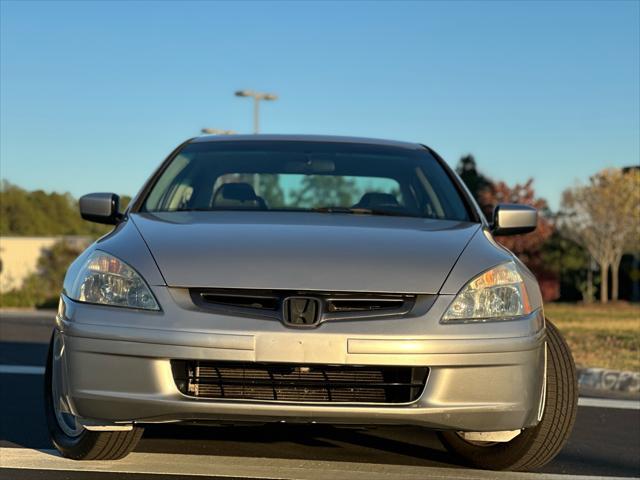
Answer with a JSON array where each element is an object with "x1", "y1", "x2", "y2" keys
[
  {"x1": 79, "y1": 193, "x2": 122, "y2": 225},
  {"x1": 284, "y1": 156, "x2": 336, "y2": 174},
  {"x1": 491, "y1": 204, "x2": 537, "y2": 236}
]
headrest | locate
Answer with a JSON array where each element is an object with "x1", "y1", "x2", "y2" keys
[
  {"x1": 355, "y1": 192, "x2": 400, "y2": 209},
  {"x1": 214, "y1": 183, "x2": 258, "y2": 202}
]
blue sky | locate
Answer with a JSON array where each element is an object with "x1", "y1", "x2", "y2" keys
[{"x1": 1, "y1": 0, "x2": 638, "y2": 210}]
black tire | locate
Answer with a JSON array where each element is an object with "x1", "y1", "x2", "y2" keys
[
  {"x1": 44, "y1": 333, "x2": 144, "y2": 460},
  {"x1": 438, "y1": 320, "x2": 578, "y2": 471}
]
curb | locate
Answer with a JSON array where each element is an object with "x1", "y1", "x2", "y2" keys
[{"x1": 577, "y1": 367, "x2": 640, "y2": 400}]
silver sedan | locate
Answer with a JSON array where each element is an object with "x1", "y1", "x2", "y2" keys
[{"x1": 45, "y1": 135, "x2": 577, "y2": 471}]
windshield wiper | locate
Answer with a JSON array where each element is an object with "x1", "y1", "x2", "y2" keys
[
  {"x1": 312, "y1": 206, "x2": 415, "y2": 217},
  {"x1": 167, "y1": 206, "x2": 416, "y2": 218},
  {"x1": 171, "y1": 207, "x2": 214, "y2": 212}
]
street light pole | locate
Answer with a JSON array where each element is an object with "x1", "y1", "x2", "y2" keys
[
  {"x1": 253, "y1": 96, "x2": 259, "y2": 134},
  {"x1": 234, "y1": 90, "x2": 277, "y2": 192},
  {"x1": 235, "y1": 89, "x2": 278, "y2": 134}
]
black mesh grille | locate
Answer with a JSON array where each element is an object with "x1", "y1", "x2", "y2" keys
[
  {"x1": 172, "y1": 361, "x2": 428, "y2": 404},
  {"x1": 189, "y1": 288, "x2": 418, "y2": 325},
  {"x1": 199, "y1": 292, "x2": 280, "y2": 310}
]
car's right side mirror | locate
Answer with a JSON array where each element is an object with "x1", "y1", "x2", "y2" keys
[
  {"x1": 79, "y1": 192, "x2": 122, "y2": 225},
  {"x1": 491, "y1": 203, "x2": 537, "y2": 236}
]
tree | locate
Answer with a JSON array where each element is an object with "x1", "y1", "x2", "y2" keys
[
  {"x1": 1, "y1": 239, "x2": 87, "y2": 308},
  {"x1": 479, "y1": 179, "x2": 558, "y2": 301},
  {"x1": 0, "y1": 181, "x2": 133, "y2": 307},
  {"x1": 541, "y1": 231, "x2": 593, "y2": 302},
  {"x1": 257, "y1": 175, "x2": 285, "y2": 208},
  {"x1": 479, "y1": 179, "x2": 554, "y2": 267},
  {"x1": 455, "y1": 155, "x2": 494, "y2": 217},
  {"x1": 291, "y1": 175, "x2": 358, "y2": 208},
  {"x1": 0, "y1": 180, "x2": 113, "y2": 236},
  {"x1": 561, "y1": 168, "x2": 640, "y2": 303}
]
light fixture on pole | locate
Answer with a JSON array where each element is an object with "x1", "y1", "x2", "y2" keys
[
  {"x1": 234, "y1": 90, "x2": 278, "y2": 134},
  {"x1": 200, "y1": 128, "x2": 237, "y2": 135}
]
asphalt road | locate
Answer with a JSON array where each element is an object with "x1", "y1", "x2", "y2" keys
[{"x1": 1, "y1": 312, "x2": 639, "y2": 479}]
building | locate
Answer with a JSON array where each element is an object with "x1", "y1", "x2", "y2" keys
[{"x1": 0, "y1": 236, "x2": 91, "y2": 293}]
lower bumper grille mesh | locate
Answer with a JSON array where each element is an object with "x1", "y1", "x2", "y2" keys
[{"x1": 171, "y1": 361, "x2": 428, "y2": 404}]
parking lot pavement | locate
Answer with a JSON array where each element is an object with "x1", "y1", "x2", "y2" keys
[{"x1": 1, "y1": 312, "x2": 639, "y2": 480}]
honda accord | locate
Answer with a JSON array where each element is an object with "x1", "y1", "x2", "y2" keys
[{"x1": 46, "y1": 135, "x2": 577, "y2": 471}]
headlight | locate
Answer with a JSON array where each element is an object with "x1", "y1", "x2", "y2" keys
[
  {"x1": 442, "y1": 261, "x2": 531, "y2": 322},
  {"x1": 68, "y1": 251, "x2": 160, "y2": 310}
]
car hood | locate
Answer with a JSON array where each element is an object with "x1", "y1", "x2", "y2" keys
[{"x1": 131, "y1": 212, "x2": 480, "y2": 294}]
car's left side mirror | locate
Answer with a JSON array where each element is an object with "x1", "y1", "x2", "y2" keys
[
  {"x1": 491, "y1": 203, "x2": 537, "y2": 236},
  {"x1": 79, "y1": 192, "x2": 122, "y2": 225}
]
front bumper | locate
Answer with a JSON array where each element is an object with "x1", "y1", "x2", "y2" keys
[{"x1": 56, "y1": 289, "x2": 546, "y2": 432}]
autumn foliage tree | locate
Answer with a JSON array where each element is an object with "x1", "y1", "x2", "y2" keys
[
  {"x1": 561, "y1": 168, "x2": 640, "y2": 303},
  {"x1": 479, "y1": 179, "x2": 558, "y2": 300},
  {"x1": 455, "y1": 157, "x2": 559, "y2": 299}
]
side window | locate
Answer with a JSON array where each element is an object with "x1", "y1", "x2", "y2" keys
[
  {"x1": 144, "y1": 154, "x2": 192, "y2": 211},
  {"x1": 165, "y1": 184, "x2": 194, "y2": 210}
]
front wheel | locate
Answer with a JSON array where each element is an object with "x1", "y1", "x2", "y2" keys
[
  {"x1": 438, "y1": 320, "x2": 578, "y2": 471},
  {"x1": 44, "y1": 332, "x2": 144, "y2": 460}
]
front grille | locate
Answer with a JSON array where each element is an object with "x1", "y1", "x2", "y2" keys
[
  {"x1": 172, "y1": 361, "x2": 428, "y2": 404},
  {"x1": 189, "y1": 288, "x2": 418, "y2": 325},
  {"x1": 199, "y1": 291, "x2": 280, "y2": 311}
]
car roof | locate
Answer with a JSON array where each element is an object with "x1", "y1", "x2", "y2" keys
[{"x1": 191, "y1": 134, "x2": 424, "y2": 150}]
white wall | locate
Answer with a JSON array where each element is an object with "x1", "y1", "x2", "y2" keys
[{"x1": 0, "y1": 237, "x2": 90, "y2": 293}]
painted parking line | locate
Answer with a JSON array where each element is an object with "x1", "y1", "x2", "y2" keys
[
  {"x1": 0, "y1": 364, "x2": 45, "y2": 375},
  {"x1": 577, "y1": 396, "x2": 639, "y2": 410},
  {"x1": 1, "y1": 363, "x2": 638, "y2": 411},
  {"x1": 0, "y1": 448, "x2": 636, "y2": 480}
]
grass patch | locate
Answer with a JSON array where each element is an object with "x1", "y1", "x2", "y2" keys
[{"x1": 545, "y1": 302, "x2": 640, "y2": 372}]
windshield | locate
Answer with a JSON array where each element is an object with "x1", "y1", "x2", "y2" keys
[{"x1": 141, "y1": 141, "x2": 471, "y2": 221}]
